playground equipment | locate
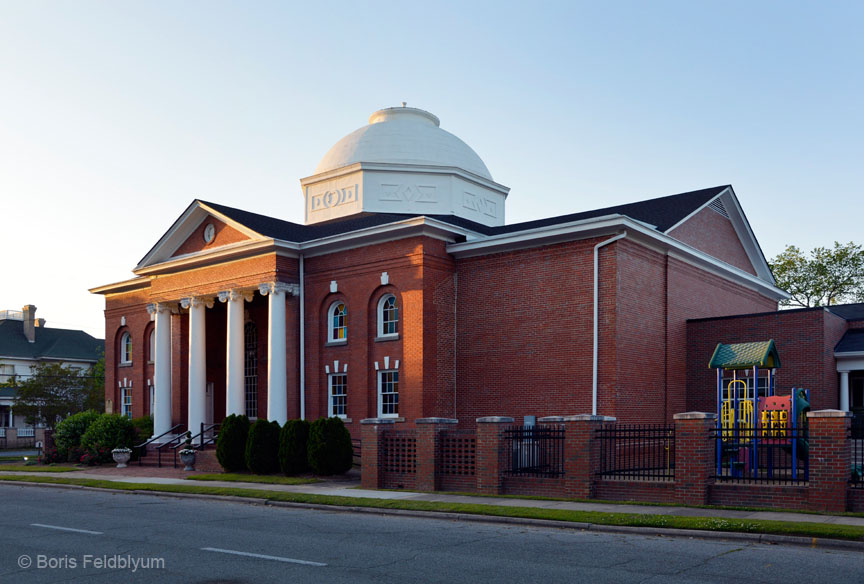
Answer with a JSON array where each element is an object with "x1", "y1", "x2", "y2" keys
[{"x1": 709, "y1": 340, "x2": 810, "y2": 480}]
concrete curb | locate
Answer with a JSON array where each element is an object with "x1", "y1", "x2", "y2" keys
[{"x1": 2, "y1": 479, "x2": 863, "y2": 552}]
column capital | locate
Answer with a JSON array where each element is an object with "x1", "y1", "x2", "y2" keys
[
  {"x1": 218, "y1": 289, "x2": 254, "y2": 303},
  {"x1": 146, "y1": 302, "x2": 178, "y2": 316},
  {"x1": 258, "y1": 282, "x2": 300, "y2": 297},
  {"x1": 180, "y1": 296, "x2": 214, "y2": 310}
]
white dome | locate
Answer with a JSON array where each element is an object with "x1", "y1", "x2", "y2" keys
[{"x1": 314, "y1": 106, "x2": 493, "y2": 180}]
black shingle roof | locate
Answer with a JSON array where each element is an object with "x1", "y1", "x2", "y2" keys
[
  {"x1": 835, "y1": 329, "x2": 864, "y2": 354},
  {"x1": 827, "y1": 303, "x2": 864, "y2": 321},
  {"x1": 201, "y1": 185, "x2": 728, "y2": 243},
  {"x1": 0, "y1": 320, "x2": 103, "y2": 362}
]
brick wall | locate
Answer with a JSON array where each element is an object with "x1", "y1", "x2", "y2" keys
[
  {"x1": 667, "y1": 206, "x2": 757, "y2": 275},
  {"x1": 687, "y1": 308, "x2": 848, "y2": 414}
]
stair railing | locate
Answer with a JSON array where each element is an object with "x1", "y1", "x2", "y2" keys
[{"x1": 134, "y1": 424, "x2": 185, "y2": 466}]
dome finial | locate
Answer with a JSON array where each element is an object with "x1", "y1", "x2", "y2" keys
[{"x1": 401, "y1": 101, "x2": 407, "y2": 107}]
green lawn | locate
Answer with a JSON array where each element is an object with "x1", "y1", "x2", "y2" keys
[
  {"x1": 186, "y1": 473, "x2": 318, "y2": 485},
  {"x1": 0, "y1": 474, "x2": 861, "y2": 542},
  {"x1": 0, "y1": 464, "x2": 80, "y2": 473}
]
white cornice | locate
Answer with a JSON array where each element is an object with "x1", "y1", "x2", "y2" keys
[
  {"x1": 299, "y1": 161, "x2": 510, "y2": 195},
  {"x1": 89, "y1": 276, "x2": 153, "y2": 295},
  {"x1": 447, "y1": 215, "x2": 789, "y2": 300}
]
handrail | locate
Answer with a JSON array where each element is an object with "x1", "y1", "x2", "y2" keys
[
  {"x1": 170, "y1": 423, "x2": 222, "y2": 468},
  {"x1": 135, "y1": 424, "x2": 184, "y2": 466},
  {"x1": 197, "y1": 422, "x2": 221, "y2": 449},
  {"x1": 156, "y1": 432, "x2": 187, "y2": 468}
]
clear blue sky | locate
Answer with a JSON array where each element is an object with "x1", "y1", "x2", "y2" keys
[{"x1": 1, "y1": 1, "x2": 861, "y2": 338}]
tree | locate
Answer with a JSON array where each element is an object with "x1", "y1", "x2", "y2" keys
[
  {"x1": 769, "y1": 242, "x2": 864, "y2": 308},
  {"x1": 12, "y1": 361, "x2": 104, "y2": 429}
]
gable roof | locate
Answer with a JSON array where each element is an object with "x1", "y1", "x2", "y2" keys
[
  {"x1": 827, "y1": 303, "x2": 864, "y2": 321},
  {"x1": 709, "y1": 340, "x2": 781, "y2": 370},
  {"x1": 0, "y1": 320, "x2": 103, "y2": 362}
]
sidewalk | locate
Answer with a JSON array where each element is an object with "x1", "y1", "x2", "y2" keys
[{"x1": 3, "y1": 467, "x2": 863, "y2": 528}]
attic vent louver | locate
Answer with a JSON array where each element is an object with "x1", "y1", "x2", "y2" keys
[{"x1": 708, "y1": 198, "x2": 729, "y2": 219}]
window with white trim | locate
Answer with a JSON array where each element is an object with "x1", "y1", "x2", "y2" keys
[
  {"x1": 377, "y1": 294, "x2": 399, "y2": 337},
  {"x1": 329, "y1": 373, "x2": 347, "y2": 418},
  {"x1": 121, "y1": 386, "x2": 132, "y2": 419},
  {"x1": 120, "y1": 332, "x2": 132, "y2": 364},
  {"x1": 378, "y1": 370, "x2": 399, "y2": 417},
  {"x1": 244, "y1": 321, "x2": 258, "y2": 419},
  {"x1": 328, "y1": 301, "x2": 347, "y2": 343},
  {"x1": 0, "y1": 364, "x2": 13, "y2": 383}
]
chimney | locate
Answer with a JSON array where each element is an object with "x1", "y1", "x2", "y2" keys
[
  {"x1": 22, "y1": 305, "x2": 36, "y2": 343},
  {"x1": 36, "y1": 318, "x2": 46, "y2": 328}
]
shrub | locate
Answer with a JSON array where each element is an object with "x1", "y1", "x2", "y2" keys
[
  {"x1": 216, "y1": 414, "x2": 250, "y2": 472},
  {"x1": 279, "y1": 419, "x2": 310, "y2": 475},
  {"x1": 54, "y1": 410, "x2": 102, "y2": 460},
  {"x1": 245, "y1": 419, "x2": 281, "y2": 474},
  {"x1": 39, "y1": 446, "x2": 63, "y2": 465},
  {"x1": 80, "y1": 414, "x2": 135, "y2": 460},
  {"x1": 131, "y1": 416, "x2": 153, "y2": 444},
  {"x1": 307, "y1": 417, "x2": 353, "y2": 475}
]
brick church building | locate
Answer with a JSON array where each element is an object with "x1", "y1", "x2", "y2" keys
[{"x1": 95, "y1": 105, "x2": 853, "y2": 441}]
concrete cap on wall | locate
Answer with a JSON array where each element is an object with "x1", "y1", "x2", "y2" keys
[
  {"x1": 415, "y1": 417, "x2": 459, "y2": 424},
  {"x1": 360, "y1": 418, "x2": 396, "y2": 425},
  {"x1": 673, "y1": 412, "x2": 718, "y2": 420},
  {"x1": 806, "y1": 410, "x2": 853, "y2": 418},
  {"x1": 537, "y1": 416, "x2": 566, "y2": 423},
  {"x1": 561, "y1": 414, "x2": 617, "y2": 422},
  {"x1": 476, "y1": 416, "x2": 515, "y2": 423}
]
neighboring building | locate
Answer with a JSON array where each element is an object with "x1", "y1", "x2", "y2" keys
[
  {"x1": 91, "y1": 105, "x2": 798, "y2": 441},
  {"x1": 0, "y1": 305, "x2": 104, "y2": 437}
]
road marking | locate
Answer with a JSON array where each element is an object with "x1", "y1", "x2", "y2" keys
[
  {"x1": 201, "y1": 547, "x2": 326, "y2": 566},
  {"x1": 30, "y1": 523, "x2": 103, "y2": 535}
]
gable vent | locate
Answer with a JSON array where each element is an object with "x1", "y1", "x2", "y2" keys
[{"x1": 707, "y1": 198, "x2": 730, "y2": 219}]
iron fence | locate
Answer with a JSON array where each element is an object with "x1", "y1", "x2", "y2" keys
[
  {"x1": 596, "y1": 424, "x2": 675, "y2": 481},
  {"x1": 502, "y1": 425, "x2": 564, "y2": 477},
  {"x1": 852, "y1": 418, "x2": 864, "y2": 488},
  {"x1": 713, "y1": 425, "x2": 809, "y2": 484}
]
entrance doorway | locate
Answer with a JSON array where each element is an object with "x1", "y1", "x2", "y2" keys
[{"x1": 851, "y1": 372, "x2": 864, "y2": 425}]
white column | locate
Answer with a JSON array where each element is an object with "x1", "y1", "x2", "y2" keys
[
  {"x1": 181, "y1": 297, "x2": 211, "y2": 434},
  {"x1": 220, "y1": 290, "x2": 250, "y2": 417},
  {"x1": 259, "y1": 282, "x2": 297, "y2": 424},
  {"x1": 840, "y1": 370, "x2": 851, "y2": 412},
  {"x1": 147, "y1": 303, "x2": 174, "y2": 439}
]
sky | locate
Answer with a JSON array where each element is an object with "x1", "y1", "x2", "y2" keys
[{"x1": 1, "y1": 1, "x2": 861, "y2": 339}]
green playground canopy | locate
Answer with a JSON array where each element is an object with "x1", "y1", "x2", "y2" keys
[{"x1": 708, "y1": 339, "x2": 781, "y2": 370}]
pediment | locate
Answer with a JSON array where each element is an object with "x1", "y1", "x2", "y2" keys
[
  {"x1": 665, "y1": 187, "x2": 775, "y2": 284},
  {"x1": 135, "y1": 201, "x2": 267, "y2": 270}
]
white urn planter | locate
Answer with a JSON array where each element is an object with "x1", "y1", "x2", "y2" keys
[
  {"x1": 112, "y1": 449, "x2": 132, "y2": 468},
  {"x1": 179, "y1": 449, "x2": 196, "y2": 471}
]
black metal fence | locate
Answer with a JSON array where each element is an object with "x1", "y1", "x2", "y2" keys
[
  {"x1": 713, "y1": 426, "x2": 809, "y2": 484},
  {"x1": 503, "y1": 425, "x2": 565, "y2": 477},
  {"x1": 852, "y1": 418, "x2": 864, "y2": 488},
  {"x1": 596, "y1": 424, "x2": 675, "y2": 481}
]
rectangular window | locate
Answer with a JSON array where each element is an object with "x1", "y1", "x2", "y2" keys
[
  {"x1": 329, "y1": 373, "x2": 347, "y2": 418},
  {"x1": 0, "y1": 364, "x2": 13, "y2": 383},
  {"x1": 378, "y1": 370, "x2": 399, "y2": 417},
  {"x1": 121, "y1": 387, "x2": 132, "y2": 419}
]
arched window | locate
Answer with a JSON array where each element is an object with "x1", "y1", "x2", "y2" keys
[
  {"x1": 244, "y1": 322, "x2": 258, "y2": 419},
  {"x1": 377, "y1": 294, "x2": 399, "y2": 337},
  {"x1": 328, "y1": 302, "x2": 347, "y2": 343},
  {"x1": 119, "y1": 332, "x2": 132, "y2": 364},
  {"x1": 148, "y1": 329, "x2": 156, "y2": 363}
]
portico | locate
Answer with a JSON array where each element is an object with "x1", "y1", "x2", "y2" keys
[{"x1": 145, "y1": 281, "x2": 298, "y2": 440}]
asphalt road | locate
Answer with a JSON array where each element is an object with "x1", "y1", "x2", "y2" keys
[{"x1": 0, "y1": 484, "x2": 860, "y2": 584}]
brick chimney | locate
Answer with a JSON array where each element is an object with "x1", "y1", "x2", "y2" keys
[{"x1": 22, "y1": 305, "x2": 37, "y2": 343}]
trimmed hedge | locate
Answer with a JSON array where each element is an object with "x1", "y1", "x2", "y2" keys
[
  {"x1": 307, "y1": 417, "x2": 353, "y2": 475},
  {"x1": 278, "y1": 419, "x2": 310, "y2": 475},
  {"x1": 54, "y1": 410, "x2": 102, "y2": 460},
  {"x1": 80, "y1": 414, "x2": 136, "y2": 461},
  {"x1": 216, "y1": 414, "x2": 250, "y2": 472},
  {"x1": 245, "y1": 419, "x2": 281, "y2": 474}
]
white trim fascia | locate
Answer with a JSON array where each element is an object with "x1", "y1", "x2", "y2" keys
[
  {"x1": 89, "y1": 276, "x2": 153, "y2": 295},
  {"x1": 663, "y1": 187, "x2": 731, "y2": 233},
  {"x1": 300, "y1": 162, "x2": 510, "y2": 195},
  {"x1": 136, "y1": 201, "x2": 269, "y2": 270},
  {"x1": 297, "y1": 217, "x2": 484, "y2": 258},
  {"x1": 835, "y1": 351, "x2": 864, "y2": 358},
  {"x1": 448, "y1": 215, "x2": 789, "y2": 300},
  {"x1": 0, "y1": 355, "x2": 98, "y2": 364},
  {"x1": 134, "y1": 239, "x2": 300, "y2": 276}
]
